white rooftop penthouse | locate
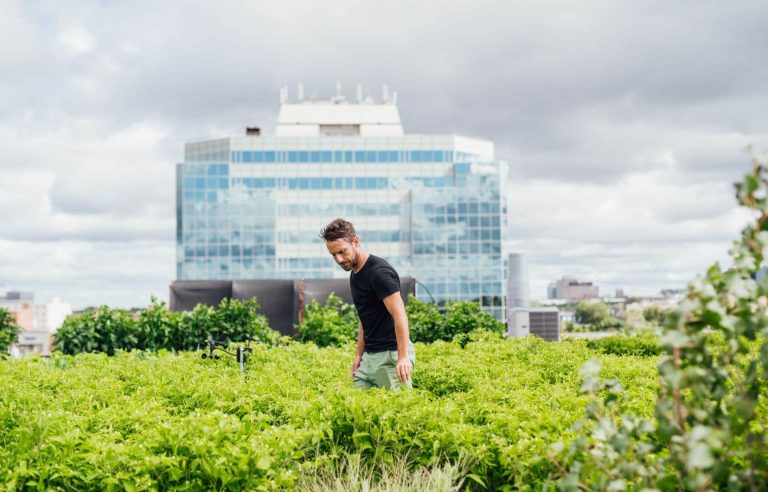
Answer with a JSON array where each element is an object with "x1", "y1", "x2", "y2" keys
[{"x1": 275, "y1": 83, "x2": 404, "y2": 138}]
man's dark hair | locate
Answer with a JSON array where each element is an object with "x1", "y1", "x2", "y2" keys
[{"x1": 320, "y1": 218, "x2": 357, "y2": 242}]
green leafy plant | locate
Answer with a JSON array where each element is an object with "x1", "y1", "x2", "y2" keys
[
  {"x1": 407, "y1": 296, "x2": 504, "y2": 343},
  {"x1": 405, "y1": 296, "x2": 444, "y2": 343},
  {"x1": 553, "y1": 156, "x2": 768, "y2": 490},
  {"x1": 654, "y1": 157, "x2": 768, "y2": 489},
  {"x1": 295, "y1": 294, "x2": 359, "y2": 347},
  {"x1": 0, "y1": 308, "x2": 21, "y2": 354},
  {"x1": 586, "y1": 332, "x2": 660, "y2": 357},
  {"x1": 136, "y1": 297, "x2": 181, "y2": 350},
  {"x1": 55, "y1": 298, "x2": 278, "y2": 354},
  {"x1": 0, "y1": 336, "x2": 658, "y2": 490},
  {"x1": 55, "y1": 305, "x2": 138, "y2": 355}
]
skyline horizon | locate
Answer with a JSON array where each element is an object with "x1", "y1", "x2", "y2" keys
[{"x1": 2, "y1": 0, "x2": 765, "y2": 310}]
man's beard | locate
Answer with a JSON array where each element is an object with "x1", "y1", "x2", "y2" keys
[{"x1": 340, "y1": 252, "x2": 359, "y2": 271}]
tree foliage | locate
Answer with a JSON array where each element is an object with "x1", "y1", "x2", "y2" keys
[
  {"x1": 643, "y1": 304, "x2": 668, "y2": 325},
  {"x1": 574, "y1": 301, "x2": 611, "y2": 325},
  {"x1": 0, "y1": 308, "x2": 20, "y2": 354},
  {"x1": 574, "y1": 301, "x2": 626, "y2": 331},
  {"x1": 553, "y1": 156, "x2": 768, "y2": 490}
]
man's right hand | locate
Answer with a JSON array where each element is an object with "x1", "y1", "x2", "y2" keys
[{"x1": 351, "y1": 357, "x2": 362, "y2": 379}]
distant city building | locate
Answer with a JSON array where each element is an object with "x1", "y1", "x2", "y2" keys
[
  {"x1": 1, "y1": 292, "x2": 72, "y2": 357},
  {"x1": 12, "y1": 332, "x2": 54, "y2": 357},
  {"x1": 660, "y1": 288, "x2": 685, "y2": 299},
  {"x1": 32, "y1": 297, "x2": 72, "y2": 332},
  {"x1": 547, "y1": 276, "x2": 599, "y2": 301},
  {"x1": 0, "y1": 291, "x2": 35, "y2": 331},
  {"x1": 176, "y1": 85, "x2": 509, "y2": 318}
]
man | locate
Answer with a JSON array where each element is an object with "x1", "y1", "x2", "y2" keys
[{"x1": 320, "y1": 218, "x2": 415, "y2": 389}]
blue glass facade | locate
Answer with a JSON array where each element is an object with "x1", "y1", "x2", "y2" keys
[{"x1": 177, "y1": 135, "x2": 508, "y2": 318}]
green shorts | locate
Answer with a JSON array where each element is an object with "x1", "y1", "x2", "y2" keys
[{"x1": 353, "y1": 342, "x2": 416, "y2": 390}]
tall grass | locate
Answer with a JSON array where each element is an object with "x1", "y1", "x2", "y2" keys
[{"x1": 298, "y1": 454, "x2": 470, "y2": 492}]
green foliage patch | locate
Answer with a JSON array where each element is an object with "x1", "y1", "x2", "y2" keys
[
  {"x1": 0, "y1": 308, "x2": 21, "y2": 355},
  {"x1": 296, "y1": 295, "x2": 504, "y2": 347},
  {"x1": 586, "y1": 332, "x2": 661, "y2": 357},
  {"x1": 295, "y1": 294, "x2": 359, "y2": 347},
  {"x1": 551, "y1": 157, "x2": 768, "y2": 490},
  {"x1": 407, "y1": 296, "x2": 504, "y2": 343},
  {"x1": 55, "y1": 298, "x2": 279, "y2": 355},
  {"x1": 0, "y1": 337, "x2": 657, "y2": 490}
]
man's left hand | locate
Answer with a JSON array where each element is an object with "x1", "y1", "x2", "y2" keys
[{"x1": 396, "y1": 356, "x2": 411, "y2": 383}]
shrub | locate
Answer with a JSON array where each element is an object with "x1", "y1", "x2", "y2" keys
[
  {"x1": 405, "y1": 296, "x2": 443, "y2": 343},
  {"x1": 552, "y1": 156, "x2": 768, "y2": 489},
  {"x1": 295, "y1": 294, "x2": 359, "y2": 347},
  {"x1": 442, "y1": 300, "x2": 504, "y2": 340},
  {"x1": 407, "y1": 296, "x2": 504, "y2": 343},
  {"x1": 208, "y1": 297, "x2": 277, "y2": 346},
  {"x1": 136, "y1": 297, "x2": 181, "y2": 350},
  {"x1": 55, "y1": 306, "x2": 138, "y2": 355},
  {"x1": 55, "y1": 298, "x2": 278, "y2": 354},
  {"x1": 586, "y1": 333, "x2": 660, "y2": 357}
]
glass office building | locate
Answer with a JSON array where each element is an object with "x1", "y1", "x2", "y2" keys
[{"x1": 177, "y1": 89, "x2": 508, "y2": 318}]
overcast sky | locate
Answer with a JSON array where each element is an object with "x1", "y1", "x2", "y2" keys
[{"x1": 1, "y1": 0, "x2": 767, "y2": 309}]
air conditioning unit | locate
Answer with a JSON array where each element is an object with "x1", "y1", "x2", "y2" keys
[
  {"x1": 507, "y1": 307, "x2": 559, "y2": 341},
  {"x1": 508, "y1": 308, "x2": 530, "y2": 338}
]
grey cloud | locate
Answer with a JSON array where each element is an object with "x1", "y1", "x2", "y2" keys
[
  {"x1": 0, "y1": 238, "x2": 174, "y2": 309},
  {"x1": 1, "y1": 0, "x2": 767, "y2": 307}
]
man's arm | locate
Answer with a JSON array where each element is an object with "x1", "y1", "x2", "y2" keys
[
  {"x1": 382, "y1": 292, "x2": 411, "y2": 383},
  {"x1": 351, "y1": 321, "x2": 364, "y2": 378}
]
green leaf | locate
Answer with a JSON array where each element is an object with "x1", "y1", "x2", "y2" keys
[{"x1": 687, "y1": 442, "x2": 714, "y2": 470}]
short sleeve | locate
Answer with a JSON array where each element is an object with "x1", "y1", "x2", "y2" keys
[{"x1": 370, "y1": 265, "x2": 400, "y2": 301}]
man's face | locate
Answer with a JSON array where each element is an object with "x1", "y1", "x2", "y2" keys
[{"x1": 326, "y1": 237, "x2": 360, "y2": 271}]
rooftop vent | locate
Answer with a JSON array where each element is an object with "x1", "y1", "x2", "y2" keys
[{"x1": 246, "y1": 127, "x2": 261, "y2": 136}]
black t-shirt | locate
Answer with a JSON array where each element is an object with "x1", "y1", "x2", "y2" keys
[{"x1": 350, "y1": 255, "x2": 401, "y2": 352}]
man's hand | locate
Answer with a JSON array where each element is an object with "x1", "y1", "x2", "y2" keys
[
  {"x1": 351, "y1": 357, "x2": 362, "y2": 379},
  {"x1": 396, "y1": 356, "x2": 411, "y2": 383}
]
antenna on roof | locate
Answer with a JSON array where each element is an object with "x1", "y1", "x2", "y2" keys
[
  {"x1": 332, "y1": 81, "x2": 345, "y2": 103},
  {"x1": 297, "y1": 82, "x2": 304, "y2": 101},
  {"x1": 382, "y1": 84, "x2": 389, "y2": 103}
]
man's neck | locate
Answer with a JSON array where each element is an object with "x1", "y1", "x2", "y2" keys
[{"x1": 354, "y1": 251, "x2": 370, "y2": 273}]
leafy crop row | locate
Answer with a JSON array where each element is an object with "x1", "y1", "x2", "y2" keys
[{"x1": 0, "y1": 335, "x2": 657, "y2": 490}]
